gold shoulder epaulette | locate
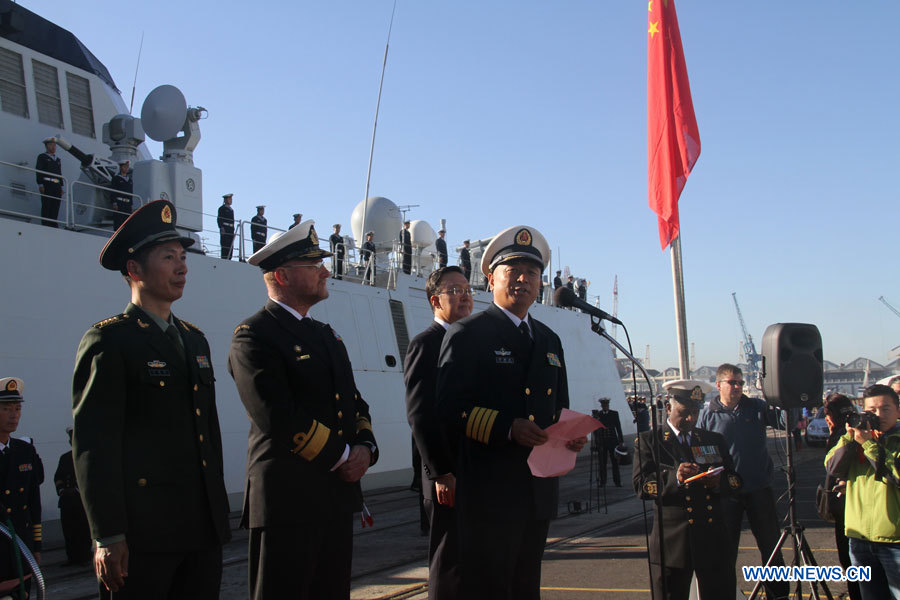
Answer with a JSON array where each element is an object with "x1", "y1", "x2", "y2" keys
[
  {"x1": 92, "y1": 313, "x2": 129, "y2": 329},
  {"x1": 179, "y1": 319, "x2": 204, "y2": 335},
  {"x1": 233, "y1": 324, "x2": 251, "y2": 335}
]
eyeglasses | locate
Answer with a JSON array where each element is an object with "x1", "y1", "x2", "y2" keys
[
  {"x1": 721, "y1": 379, "x2": 745, "y2": 387},
  {"x1": 441, "y1": 286, "x2": 474, "y2": 297},
  {"x1": 280, "y1": 261, "x2": 324, "y2": 270}
]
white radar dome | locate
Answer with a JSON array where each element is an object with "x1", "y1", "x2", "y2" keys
[
  {"x1": 141, "y1": 85, "x2": 187, "y2": 142},
  {"x1": 409, "y1": 220, "x2": 436, "y2": 249},
  {"x1": 351, "y1": 196, "x2": 402, "y2": 246}
]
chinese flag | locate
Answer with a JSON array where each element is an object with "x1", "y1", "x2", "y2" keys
[{"x1": 647, "y1": 0, "x2": 700, "y2": 250}]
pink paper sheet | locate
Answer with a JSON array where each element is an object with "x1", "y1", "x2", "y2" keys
[{"x1": 527, "y1": 408, "x2": 604, "y2": 478}]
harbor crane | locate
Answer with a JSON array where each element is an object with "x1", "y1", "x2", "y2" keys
[
  {"x1": 731, "y1": 292, "x2": 761, "y2": 382},
  {"x1": 879, "y1": 296, "x2": 900, "y2": 320}
]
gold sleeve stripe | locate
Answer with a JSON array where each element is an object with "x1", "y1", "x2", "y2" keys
[
  {"x1": 480, "y1": 409, "x2": 499, "y2": 444},
  {"x1": 356, "y1": 417, "x2": 373, "y2": 433},
  {"x1": 291, "y1": 420, "x2": 331, "y2": 461},
  {"x1": 465, "y1": 407, "x2": 485, "y2": 440}
]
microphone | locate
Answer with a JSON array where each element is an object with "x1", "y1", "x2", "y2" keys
[{"x1": 553, "y1": 286, "x2": 622, "y2": 325}]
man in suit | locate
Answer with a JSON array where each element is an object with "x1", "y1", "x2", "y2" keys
[
  {"x1": 54, "y1": 427, "x2": 91, "y2": 566},
  {"x1": 361, "y1": 231, "x2": 376, "y2": 284},
  {"x1": 459, "y1": 239, "x2": 471, "y2": 282},
  {"x1": 405, "y1": 266, "x2": 473, "y2": 599},
  {"x1": 0, "y1": 377, "x2": 43, "y2": 594},
  {"x1": 229, "y1": 220, "x2": 378, "y2": 600},
  {"x1": 329, "y1": 224, "x2": 345, "y2": 280},
  {"x1": 35, "y1": 137, "x2": 63, "y2": 227},
  {"x1": 109, "y1": 159, "x2": 134, "y2": 230},
  {"x1": 218, "y1": 193, "x2": 235, "y2": 259},
  {"x1": 435, "y1": 229, "x2": 448, "y2": 269},
  {"x1": 553, "y1": 270, "x2": 562, "y2": 289},
  {"x1": 595, "y1": 397, "x2": 624, "y2": 487},
  {"x1": 633, "y1": 379, "x2": 742, "y2": 600},
  {"x1": 437, "y1": 225, "x2": 587, "y2": 600},
  {"x1": 251, "y1": 205, "x2": 267, "y2": 253},
  {"x1": 72, "y1": 200, "x2": 231, "y2": 598},
  {"x1": 401, "y1": 220, "x2": 412, "y2": 275}
]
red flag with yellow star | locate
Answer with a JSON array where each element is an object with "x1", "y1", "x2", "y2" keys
[{"x1": 647, "y1": 0, "x2": 700, "y2": 250}]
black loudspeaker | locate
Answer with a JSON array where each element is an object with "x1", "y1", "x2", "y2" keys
[{"x1": 761, "y1": 323, "x2": 823, "y2": 409}]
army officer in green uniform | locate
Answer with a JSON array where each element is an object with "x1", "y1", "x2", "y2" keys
[{"x1": 72, "y1": 200, "x2": 231, "y2": 598}]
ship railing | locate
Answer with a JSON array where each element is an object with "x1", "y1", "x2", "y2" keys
[
  {"x1": 235, "y1": 219, "x2": 288, "y2": 262},
  {"x1": 0, "y1": 159, "x2": 69, "y2": 228},
  {"x1": 68, "y1": 179, "x2": 144, "y2": 233}
]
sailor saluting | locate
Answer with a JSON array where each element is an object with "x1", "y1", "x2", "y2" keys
[{"x1": 72, "y1": 200, "x2": 231, "y2": 598}]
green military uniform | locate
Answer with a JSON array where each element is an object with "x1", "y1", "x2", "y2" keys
[{"x1": 72, "y1": 200, "x2": 230, "y2": 599}]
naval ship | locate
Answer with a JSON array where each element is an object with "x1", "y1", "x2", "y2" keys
[{"x1": 0, "y1": 1, "x2": 628, "y2": 529}]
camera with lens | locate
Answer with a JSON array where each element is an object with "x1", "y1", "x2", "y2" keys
[{"x1": 846, "y1": 410, "x2": 880, "y2": 431}]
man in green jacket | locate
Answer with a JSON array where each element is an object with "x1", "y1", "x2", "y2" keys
[{"x1": 825, "y1": 384, "x2": 900, "y2": 599}]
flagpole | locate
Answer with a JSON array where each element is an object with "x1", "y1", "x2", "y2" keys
[{"x1": 670, "y1": 234, "x2": 690, "y2": 378}]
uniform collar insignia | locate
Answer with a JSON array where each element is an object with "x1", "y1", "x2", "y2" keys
[
  {"x1": 137, "y1": 319, "x2": 150, "y2": 329},
  {"x1": 494, "y1": 348, "x2": 512, "y2": 356},
  {"x1": 147, "y1": 360, "x2": 166, "y2": 368}
]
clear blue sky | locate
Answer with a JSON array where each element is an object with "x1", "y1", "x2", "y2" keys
[{"x1": 31, "y1": 0, "x2": 900, "y2": 370}]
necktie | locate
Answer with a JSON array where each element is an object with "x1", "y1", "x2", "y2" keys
[
  {"x1": 681, "y1": 433, "x2": 693, "y2": 460},
  {"x1": 519, "y1": 321, "x2": 533, "y2": 350},
  {"x1": 165, "y1": 324, "x2": 186, "y2": 362}
]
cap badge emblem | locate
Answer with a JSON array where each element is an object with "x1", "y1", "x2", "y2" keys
[
  {"x1": 690, "y1": 386, "x2": 704, "y2": 402},
  {"x1": 515, "y1": 228, "x2": 532, "y2": 246},
  {"x1": 5, "y1": 380, "x2": 16, "y2": 392},
  {"x1": 309, "y1": 226, "x2": 319, "y2": 245},
  {"x1": 161, "y1": 205, "x2": 172, "y2": 224}
]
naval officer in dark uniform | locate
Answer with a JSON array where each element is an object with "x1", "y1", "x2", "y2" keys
[
  {"x1": 361, "y1": 231, "x2": 376, "y2": 284},
  {"x1": 595, "y1": 397, "x2": 624, "y2": 487},
  {"x1": 0, "y1": 377, "x2": 44, "y2": 594},
  {"x1": 229, "y1": 220, "x2": 378, "y2": 600},
  {"x1": 217, "y1": 193, "x2": 235, "y2": 259},
  {"x1": 329, "y1": 224, "x2": 345, "y2": 279},
  {"x1": 400, "y1": 221, "x2": 413, "y2": 275},
  {"x1": 435, "y1": 229, "x2": 448, "y2": 269},
  {"x1": 436, "y1": 225, "x2": 587, "y2": 600},
  {"x1": 404, "y1": 266, "x2": 473, "y2": 599},
  {"x1": 109, "y1": 159, "x2": 134, "y2": 230},
  {"x1": 250, "y1": 205, "x2": 267, "y2": 253},
  {"x1": 72, "y1": 200, "x2": 231, "y2": 598},
  {"x1": 458, "y1": 239, "x2": 471, "y2": 282},
  {"x1": 35, "y1": 137, "x2": 63, "y2": 227},
  {"x1": 633, "y1": 379, "x2": 742, "y2": 600},
  {"x1": 54, "y1": 427, "x2": 92, "y2": 566}
]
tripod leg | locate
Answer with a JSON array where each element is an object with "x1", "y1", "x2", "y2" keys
[
  {"x1": 747, "y1": 528, "x2": 791, "y2": 600},
  {"x1": 796, "y1": 530, "x2": 834, "y2": 600}
]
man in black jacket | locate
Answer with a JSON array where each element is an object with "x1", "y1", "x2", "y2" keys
[
  {"x1": 401, "y1": 221, "x2": 412, "y2": 275},
  {"x1": 54, "y1": 427, "x2": 91, "y2": 566},
  {"x1": 72, "y1": 201, "x2": 231, "y2": 598},
  {"x1": 361, "y1": 231, "x2": 376, "y2": 284},
  {"x1": 35, "y1": 137, "x2": 63, "y2": 227},
  {"x1": 459, "y1": 239, "x2": 471, "y2": 281},
  {"x1": 329, "y1": 224, "x2": 345, "y2": 279},
  {"x1": 633, "y1": 379, "x2": 742, "y2": 600},
  {"x1": 229, "y1": 220, "x2": 378, "y2": 600},
  {"x1": 109, "y1": 160, "x2": 133, "y2": 230},
  {"x1": 405, "y1": 266, "x2": 473, "y2": 599},
  {"x1": 437, "y1": 225, "x2": 586, "y2": 600},
  {"x1": 250, "y1": 205, "x2": 267, "y2": 253}
]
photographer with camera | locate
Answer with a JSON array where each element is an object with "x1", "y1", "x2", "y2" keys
[{"x1": 825, "y1": 384, "x2": 900, "y2": 599}]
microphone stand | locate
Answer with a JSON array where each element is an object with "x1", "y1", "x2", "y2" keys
[{"x1": 589, "y1": 317, "x2": 666, "y2": 600}]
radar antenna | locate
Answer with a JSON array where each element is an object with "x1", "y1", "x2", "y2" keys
[{"x1": 129, "y1": 32, "x2": 145, "y2": 114}]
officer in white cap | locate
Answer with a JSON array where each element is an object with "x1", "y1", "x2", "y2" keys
[
  {"x1": 0, "y1": 377, "x2": 43, "y2": 592},
  {"x1": 229, "y1": 220, "x2": 378, "y2": 599},
  {"x1": 633, "y1": 379, "x2": 742, "y2": 600},
  {"x1": 35, "y1": 137, "x2": 63, "y2": 227},
  {"x1": 436, "y1": 225, "x2": 586, "y2": 600}
]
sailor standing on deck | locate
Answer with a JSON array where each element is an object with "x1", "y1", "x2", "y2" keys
[
  {"x1": 330, "y1": 224, "x2": 345, "y2": 280},
  {"x1": 35, "y1": 137, "x2": 63, "y2": 227},
  {"x1": 251, "y1": 205, "x2": 267, "y2": 253},
  {"x1": 435, "y1": 229, "x2": 448, "y2": 269},
  {"x1": 0, "y1": 377, "x2": 43, "y2": 595},
  {"x1": 72, "y1": 200, "x2": 231, "y2": 598},
  {"x1": 458, "y1": 239, "x2": 471, "y2": 282},
  {"x1": 633, "y1": 380, "x2": 742, "y2": 600},
  {"x1": 436, "y1": 225, "x2": 586, "y2": 600},
  {"x1": 401, "y1": 220, "x2": 413, "y2": 275},
  {"x1": 405, "y1": 266, "x2": 474, "y2": 599},
  {"x1": 229, "y1": 220, "x2": 378, "y2": 600},
  {"x1": 361, "y1": 231, "x2": 376, "y2": 284},
  {"x1": 109, "y1": 159, "x2": 134, "y2": 230},
  {"x1": 218, "y1": 193, "x2": 235, "y2": 259}
]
